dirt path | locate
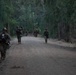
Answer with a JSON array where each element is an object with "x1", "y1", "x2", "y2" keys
[{"x1": 0, "y1": 36, "x2": 76, "y2": 75}]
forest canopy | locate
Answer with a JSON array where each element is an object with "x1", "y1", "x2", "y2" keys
[{"x1": 0, "y1": 0, "x2": 76, "y2": 42}]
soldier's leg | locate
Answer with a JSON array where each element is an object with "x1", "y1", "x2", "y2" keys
[
  {"x1": 2, "y1": 44, "x2": 7, "y2": 60},
  {"x1": 3, "y1": 50, "x2": 6, "y2": 59},
  {"x1": 18, "y1": 36, "x2": 21, "y2": 44},
  {"x1": 0, "y1": 45, "x2": 4, "y2": 60},
  {"x1": 19, "y1": 36, "x2": 21, "y2": 43}
]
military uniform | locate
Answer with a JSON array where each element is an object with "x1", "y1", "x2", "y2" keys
[
  {"x1": 0, "y1": 28, "x2": 11, "y2": 60},
  {"x1": 16, "y1": 27, "x2": 22, "y2": 43}
]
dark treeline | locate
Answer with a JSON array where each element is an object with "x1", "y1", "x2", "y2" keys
[{"x1": 0, "y1": 0, "x2": 76, "y2": 42}]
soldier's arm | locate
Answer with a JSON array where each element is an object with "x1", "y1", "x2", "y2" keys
[{"x1": 7, "y1": 34, "x2": 11, "y2": 40}]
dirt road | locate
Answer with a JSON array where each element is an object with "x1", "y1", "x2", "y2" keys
[{"x1": 0, "y1": 36, "x2": 76, "y2": 75}]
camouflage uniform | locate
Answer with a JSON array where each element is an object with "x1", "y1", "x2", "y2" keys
[
  {"x1": 0, "y1": 28, "x2": 11, "y2": 60},
  {"x1": 16, "y1": 27, "x2": 22, "y2": 43}
]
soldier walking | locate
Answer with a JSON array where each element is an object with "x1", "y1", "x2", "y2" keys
[
  {"x1": 44, "y1": 28, "x2": 49, "y2": 43},
  {"x1": 0, "y1": 27, "x2": 11, "y2": 60},
  {"x1": 16, "y1": 26, "x2": 22, "y2": 44}
]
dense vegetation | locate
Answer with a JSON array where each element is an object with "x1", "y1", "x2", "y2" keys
[{"x1": 0, "y1": 0, "x2": 76, "y2": 42}]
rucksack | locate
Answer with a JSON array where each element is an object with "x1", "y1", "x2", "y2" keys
[{"x1": 0, "y1": 33, "x2": 7, "y2": 43}]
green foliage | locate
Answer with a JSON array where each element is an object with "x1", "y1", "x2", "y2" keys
[{"x1": 0, "y1": 0, "x2": 76, "y2": 39}]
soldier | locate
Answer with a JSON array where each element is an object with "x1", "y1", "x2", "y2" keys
[
  {"x1": 33, "y1": 28, "x2": 39, "y2": 37},
  {"x1": 25, "y1": 29, "x2": 28, "y2": 36},
  {"x1": 0, "y1": 27, "x2": 11, "y2": 60},
  {"x1": 44, "y1": 28, "x2": 49, "y2": 43},
  {"x1": 16, "y1": 26, "x2": 22, "y2": 44}
]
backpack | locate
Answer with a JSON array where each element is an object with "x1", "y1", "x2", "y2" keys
[{"x1": 0, "y1": 33, "x2": 7, "y2": 43}]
